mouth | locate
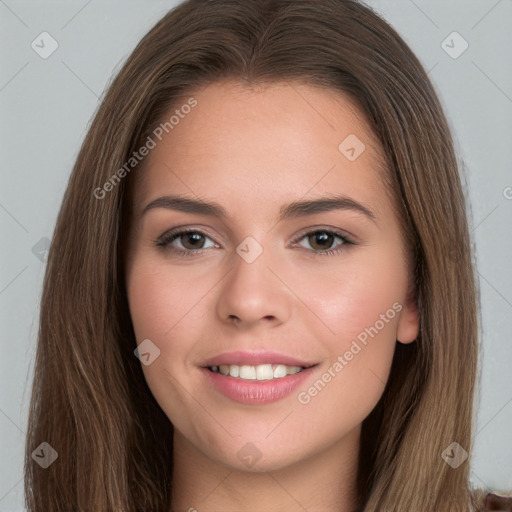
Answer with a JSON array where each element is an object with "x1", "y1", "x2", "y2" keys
[{"x1": 200, "y1": 351, "x2": 318, "y2": 405}]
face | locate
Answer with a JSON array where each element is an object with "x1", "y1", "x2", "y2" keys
[{"x1": 125, "y1": 81, "x2": 419, "y2": 473}]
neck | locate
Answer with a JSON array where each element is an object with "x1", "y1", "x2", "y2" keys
[{"x1": 170, "y1": 427, "x2": 361, "y2": 512}]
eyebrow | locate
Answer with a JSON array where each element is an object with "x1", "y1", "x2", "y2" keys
[{"x1": 141, "y1": 194, "x2": 377, "y2": 223}]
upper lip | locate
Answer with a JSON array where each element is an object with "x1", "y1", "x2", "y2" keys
[{"x1": 202, "y1": 350, "x2": 316, "y2": 368}]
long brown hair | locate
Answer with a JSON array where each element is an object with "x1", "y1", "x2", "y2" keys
[{"x1": 24, "y1": 1, "x2": 480, "y2": 510}]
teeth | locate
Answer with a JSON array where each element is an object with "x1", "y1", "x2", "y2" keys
[
  {"x1": 240, "y1": 365, "x2": 256, "y2": 379},
  {"x1": 209, "y1": 363, "x2": 305, "y2": 380},
  {"x1": 256, "y1": 364, "x2": 273, "y2": 380},
  {"x1": 273, "y1": 364, "x2": 287, "y2": 378}
]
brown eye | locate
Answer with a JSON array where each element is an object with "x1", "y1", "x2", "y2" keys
[
  {"x1": 180, "y1": 232, "x2": 207, "y2": 250},
  {"x1": 295, "y1": 229, "x2": 353, "y2": 254},
  {"x1": 307, "y1": 231, "x2": 335, "y2": 250},
  {"x1": 156, "y1": 229, "x2": 216, "y2": 253}
]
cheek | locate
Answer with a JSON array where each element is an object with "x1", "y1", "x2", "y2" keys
[
  {"x1": 294, "y1": 273, "x2": 400, "y2": 434},
  {"x1": 288, "y1": 248, "x2": 406, "y2": 346},
  {"x1": 125, "y1": 258, "x2": 207, "y2": 430},
  {"x1": 288, "y1": 248, "x2": 405, "y2": 401},
  {"x1": 126, "y1": 255, "x2": 213, "y2": 343},
  {"x1": 125, "y1": 258, "x2": 201, "y2": 398}
]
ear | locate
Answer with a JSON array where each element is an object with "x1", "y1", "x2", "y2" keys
[{"x1": 396, "y1": 287, "x2": 419, "y2": 345}]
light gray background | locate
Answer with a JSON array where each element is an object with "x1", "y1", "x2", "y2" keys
[{"x1": 1, "y1": 1, "x2": 511, "y2": 509}]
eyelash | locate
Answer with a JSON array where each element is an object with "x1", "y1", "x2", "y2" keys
[{"x1": 154, "y1": 227, "x2": 355, "y2": 257}]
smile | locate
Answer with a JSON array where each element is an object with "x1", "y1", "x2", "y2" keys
[{"x1": 203, "y1": 364, "x2": 317, "y2": 405}]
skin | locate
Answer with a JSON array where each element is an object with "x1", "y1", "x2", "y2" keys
[{"x1": 125, "y1": 81, "x2": 419, "y2": 512}]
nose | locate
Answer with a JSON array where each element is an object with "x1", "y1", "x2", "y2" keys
[{"x1": 215, "y1": 243, "x2": 292, "y2": 329}]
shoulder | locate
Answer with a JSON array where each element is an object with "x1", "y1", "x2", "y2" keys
[{"x1": 476, "y1": 492, "x2": 512, "y2": 511}]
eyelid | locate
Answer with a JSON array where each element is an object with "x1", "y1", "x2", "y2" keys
[
  {"x1": 155, "y1": 224, "x2": 356, "y2": 256},
  {"x1": 288, "y1": 225, "x2": 356, "y2": 247},
  {"x1": 155, "y1": 226, "x2": 220, "y2": 251}
]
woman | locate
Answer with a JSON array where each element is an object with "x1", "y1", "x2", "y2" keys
[{"x1": 24, "y1": 0, "x2": 512, "y2": 510}]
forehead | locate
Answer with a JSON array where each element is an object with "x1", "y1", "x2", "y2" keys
[{"x1": 132, "y1": 80, "x2": 389, "y2": 219}]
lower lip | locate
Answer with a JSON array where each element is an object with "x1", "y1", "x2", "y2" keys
[{"x1": 201, "y1": 366, "x2": 315, "y2": 405}]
